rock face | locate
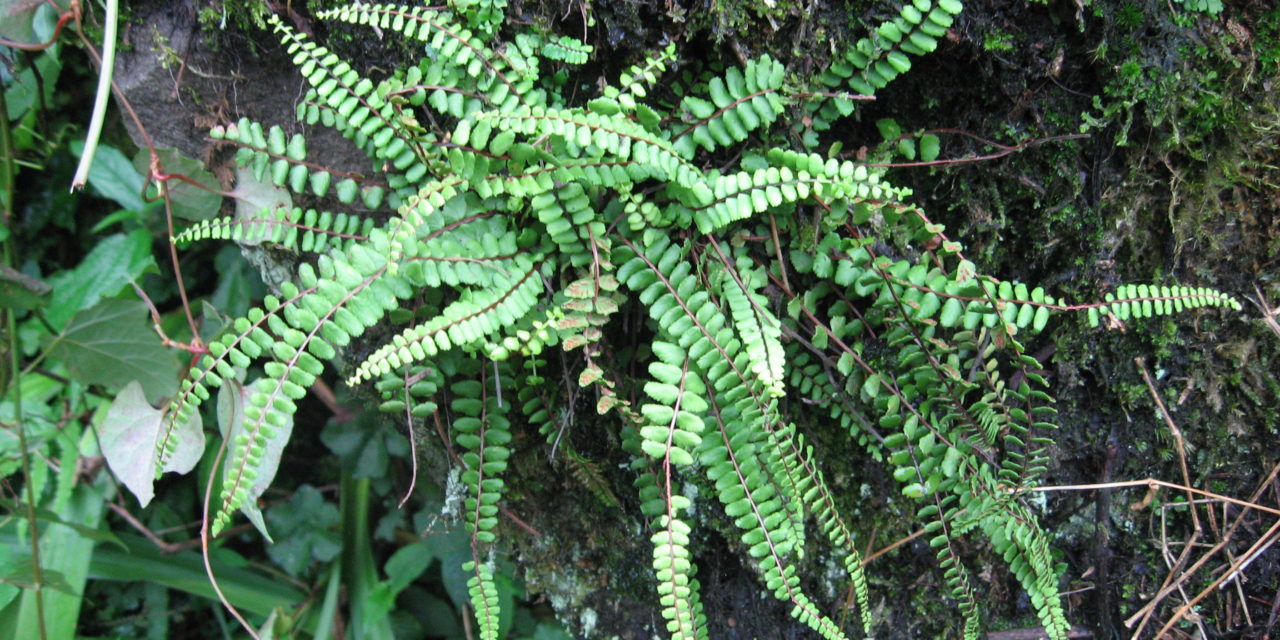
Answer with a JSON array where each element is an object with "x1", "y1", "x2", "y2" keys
[
  {"x1": 115, "y1": 2, "x2": 369, "y2": 177},
  {"x1": 115, "y1": 1, "x2": 1278, "y2": 638}
]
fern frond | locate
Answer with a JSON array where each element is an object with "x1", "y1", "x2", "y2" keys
[
  {"x1": 213, "y1": 242, "x2": 413, "y2": 534},
  {"x1": 317, "y1": 4, "x2": 534, "y2": 109},
  {"x1": 671, "y1": 56, "x2": 785, "y2": 156},
  {"x1": 540, "y1": 35, "x2": 593, "y2": 65},
  {"x1": 601, "y1": 42, "x2": 678, "y2": 115},
  {"x1": 174, "y1": 207, "x2": 375, "y2": 252},
  {"x1": 691, "y1": 157, "x2": 909, "y2": 233},
  {"x1": 348, "y1": 254, "x2": 546, "y2": 384},
  {"x1": 715, "y1": 254, "x2": 785, "y2": 397},
  {"x1": 802, "y1": 0, "x2": 965, "y2": 145},
  {"x1": 210, "y1": 119, "x2": 389, "y2": 207},
  {"x1": 478, "y1": 107, "x2": 706, "y2": 192},
  {"x1": 273, "y1": 16, "x2": 429, "y2": 179},
  {"x1": 155, "y1": 2, "x2": 1252, "y2": 636},
  {"x1": 1086, "y1": 283, "x2": 1241, "y2": 326}
]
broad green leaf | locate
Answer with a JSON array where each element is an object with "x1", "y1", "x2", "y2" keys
[
  {"x1": 3, "y1": 3, "x2": 63, "y2": 120},
  {"x1": 199, "y1": 299, "x2": 232, "y2": 347},
  {"x1": 210, "y1": 245, "x2": 267, "y2": 319},
  {"x1": 319, "y1": 411, "x2": 409, "y2": 478},
  {"x1": 82, "y1": 533, "x2": 307, "y2": 618},
  {"x1": 45, "y1": 231, "x2": 156, "y2": 328},
  {"x1": 384, "y1": 543, "x2": 435, "y2": 593},
  {"x1": 134, "y1": 148, "x2": 223, "y2": 221},
  {"x1": 0, "y1": 542, "x2": 75, "y2": 596},
  {"x1": 99, "y1": 381, "x2": 204, "y2": 507},
  {"x1": 0, "y1": 480, "x2": 105, "y2": 640},
  {"x1": 0, "y1": 0, "x2": 70, "y2": 49},
  {"x1": 365, "y1": 542, "x2": 436, "y2": 624},
  {"x1": 264, "y1": 485, "x2": 341, "y2": 577},
  {"x1": 0, "y1": 499, "x2": 125, "y2": 550},
  {"x1": 72, "y1": 141, "x2": 146, "y2": 212},
  {"x1": 421, "y1": 525, "x2": 474, "y2": 611},
  {"x1": 0, "y1": 581, "x2": 16, "y2": 612},
  {"x1": 47, "y1": 298, "x2": 180, "y2": 401},
  {"x1": 0, "y1": 263, "x2": 50, "y2": 311}
]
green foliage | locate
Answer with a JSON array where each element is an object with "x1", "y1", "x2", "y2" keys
[
  {"x1": 117, "y1": 1, "x2": 1245, "y2": 638},
  {"x1": 1172, "y1": 0, "x2": 1223, "y2": 16}
]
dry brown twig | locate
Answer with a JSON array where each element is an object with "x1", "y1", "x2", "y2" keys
[
  {"x1": 1027, "y1": 464, "x2": 1280, "y2": 638},
  {"x1": 1126, "y1": 357, "x2": 1204, "y2": 638},
  {"x1": 1249, "y1": 283, "x2": 1280, "y2": 340}
]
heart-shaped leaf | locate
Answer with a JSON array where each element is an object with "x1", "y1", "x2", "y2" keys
[
  {"x1": 100, "y1": 381, "x2": 205, "y2": 507},
  {"x1": 47, "y1": 298, "x2": 180, "y2": 402}
]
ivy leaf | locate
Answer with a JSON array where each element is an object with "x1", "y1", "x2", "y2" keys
[
  {"x1": 265, "y1": 485, "x2": 341, "y2": 577},
  {"x1": 45, "y1": 231, "x2": 156, "y2": 329},
  {"x1": 99, "y1": 381, "x2": 205, "y2": 507},
  {"x1": 320, "y1": 411, "x2": 408, "y2": 479},
  {"x1": 47, "y1": 298, "x2": 180, "y2": 402},
  {"x1": 0, "y1": 0, "x2": 70, "y2": 48},
  {"x1": 134, "y1": 148, "x2": 223, "y2": 221}
]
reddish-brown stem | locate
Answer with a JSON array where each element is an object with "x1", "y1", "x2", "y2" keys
[
  {"x1": 72, "y1": 16, "x2": 203, "y2": 347},
  {"x1": 0, "y1": 2, "x2": 75, "y2": 51}
]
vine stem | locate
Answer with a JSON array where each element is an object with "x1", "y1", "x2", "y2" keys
[
  {"x1": 398, "y1": 373, "x2": 419, "y2": 509},
  {"x1": 68, "y1": 5, "x2": 202, "y2": 344},
  {"x1": 200, "y1": 434, "x2": 259, "y2": 639},
  {"x1": 1, "y1": 81, "x2": 49, "y2": 640},
  {"x1": 0, "y1": 1, "x2": 74, "y2": 51},
  {"x1": 70, "y1": 0, "x2": 117, "y2": 190}
]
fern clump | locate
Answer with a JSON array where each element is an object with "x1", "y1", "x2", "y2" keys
[{"x1": 160, "y1": 1, "x2": 1241, "y2": 638}]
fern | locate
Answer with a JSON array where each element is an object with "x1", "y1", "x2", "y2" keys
[{"x1": 152, "y1": 1, "x2": 1245, "y2": 637}]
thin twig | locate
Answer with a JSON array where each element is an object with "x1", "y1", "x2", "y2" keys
[
  {"x1": 1129, "y1": 357, "x2": 1202, "y2": 638},
  {"x1": 1024, "y1": 480, "x2": 1280, "y2": 517},
  {"x1": 107, "y1": 501, "x2": 255, "y2": 554},
  {"x1": 1153, "y1": 518, "x2": 1280, "y2": 638},
  {"x1": 200, "y1": 439, "x2": 259, "y2": 639},
  {"x1": 860, "y1": 528, "x2": 925, "y2": 566},
  {"x1": 399, "y1": 372, "x2": 419, "y2": 509}
]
